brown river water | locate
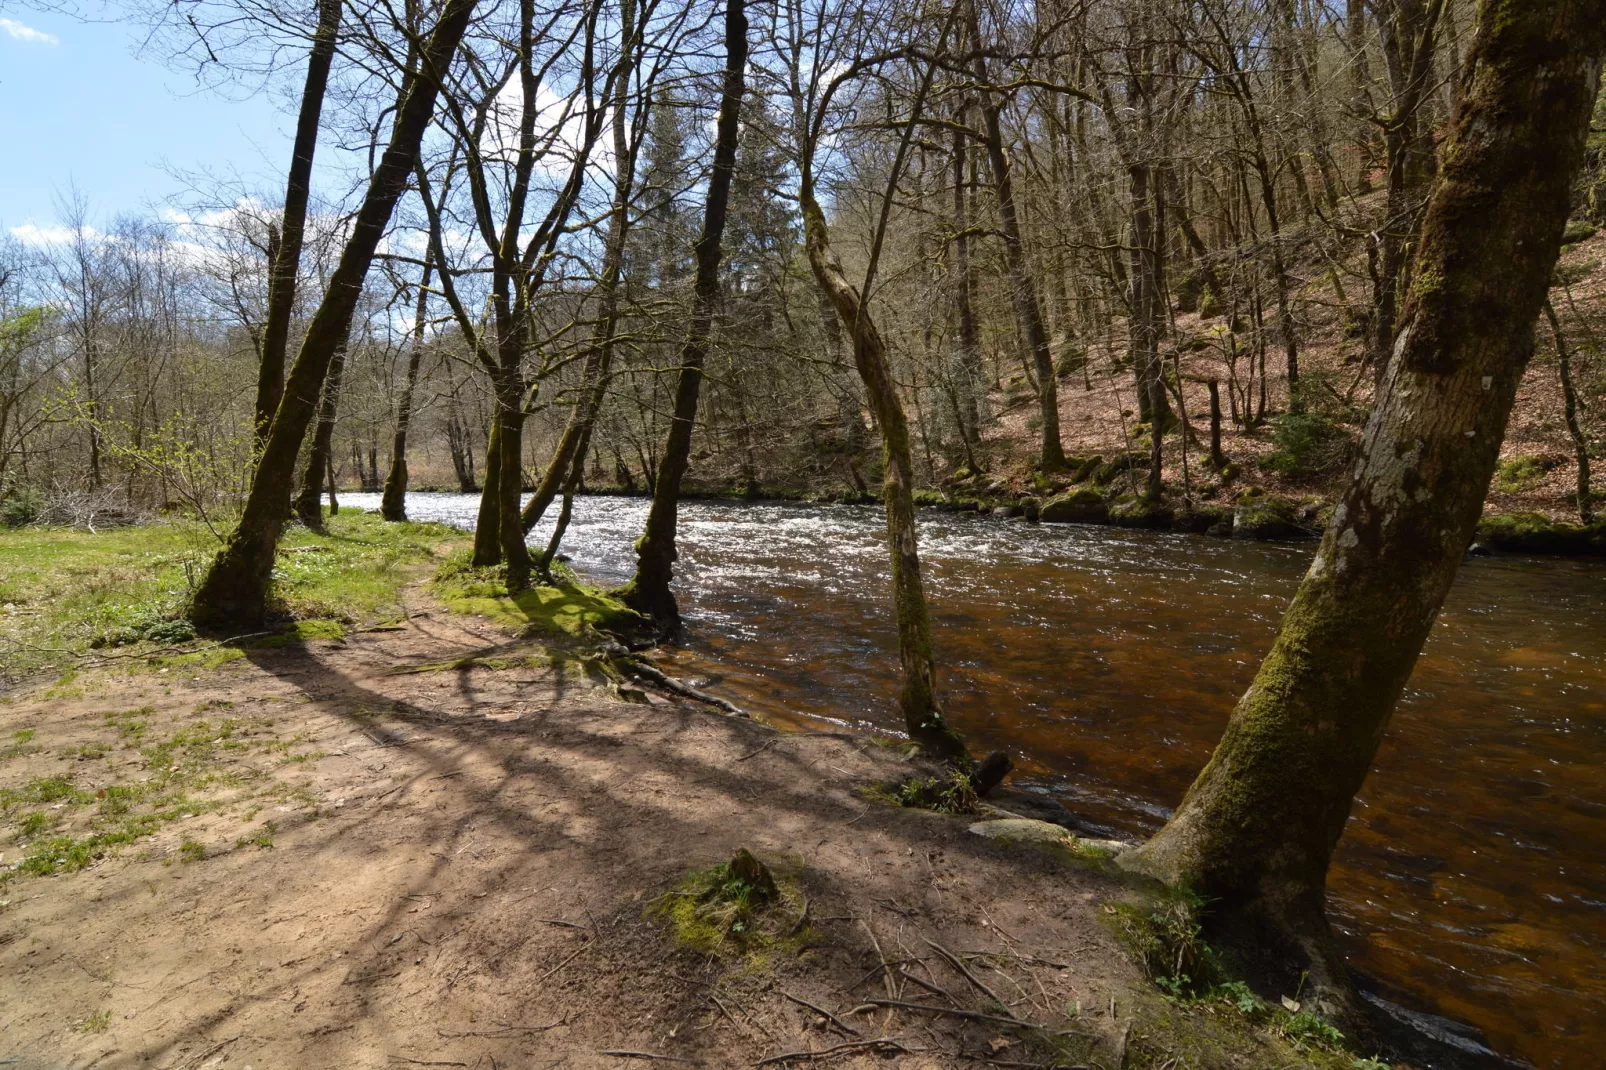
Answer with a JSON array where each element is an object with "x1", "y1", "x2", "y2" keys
[{"x1": 344, "y1": 492, "x2": 1606, "y2": 1069}]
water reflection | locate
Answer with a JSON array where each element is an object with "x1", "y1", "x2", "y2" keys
[{"x1": 339, "y1": 492, "x2": 1605, "y2": 1069}]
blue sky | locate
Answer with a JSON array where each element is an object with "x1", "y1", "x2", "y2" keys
[{"x1": 0, "y1": 7, "x2": 293, "y2": 235}]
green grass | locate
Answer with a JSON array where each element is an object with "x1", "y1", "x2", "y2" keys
[
  {"x1": 2, "y1": 708, "x2": 322, "y2": 881},
  {"x1": 432, "y1": 553, "x2": 641, "y2": 639},
  {"x1": 0, "y1": 510, "x2": 468, "y2": 678}
]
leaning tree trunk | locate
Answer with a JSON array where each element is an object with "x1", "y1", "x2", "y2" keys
[
  {"x1": 616, "y1": 0, "x2": 746, "y2": 628},
  {"x1": 1120, "y1": 0, "x2": 1606, "y2": 1031},
  {"x1": 801, "y1": 182, "x2": 969, "y2": 764},
  {"x1": 294, "y1": 340, "x2": 347, "y2": 530},
  {"x1": 189, "y1": 0, "x2": 479, "y2": 630},
  {"x1": 254, "y1": 0, "x2": 343, "y2": 445},
  {"x1": 381, "y1": 253, "x2": 432, "y2": 522}
]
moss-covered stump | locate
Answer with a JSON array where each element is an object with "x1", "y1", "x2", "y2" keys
[
  {"x1": 1476, "y1": 512, "x2": 1606, "y2": 555},
  {"x1": 1041, "y1": 488, "x2": 1109, "y2": 525},
  {"x1": 1110, "y1": 496, "x2": 1172, "y2": 529},
  {"x1": 1171, "y1": 503, "x2": 1234, "y2": 536},
  {"x1": 1231, "y1": 489, "x2": 1310, "y2": 541}
]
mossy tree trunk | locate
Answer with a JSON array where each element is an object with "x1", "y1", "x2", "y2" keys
[
  {"x1": 801, "y1": 191, "x2": 967, "y2": 765},
  {"x1": 294, "y1": 339, "x2": 347, "y2": 530},
  {"x1": 1121, "y1": 0, "x2": 1606, "y2": 1028},
  {"x1": 617, "y1": 0, "x2": 746, "y2": 628},
  {"x1": 949, "y1": 114, "x2": 984, "y2": 465},
  {"x1": 254, "y1": 0, "x2": 342, "y2": 446},
  {"x1": 188, "y1": 0, "x2": 478, "y2": 630},
  {"x1": 791, "y1": 4, "x2": 970, "y2": 765},
  {"x1": 381, "y1": 252, "x2": 432, "y2": 522}
]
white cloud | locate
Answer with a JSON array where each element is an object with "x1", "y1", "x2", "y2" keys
[
  {"x1": 0, "y1": 18, "x2": 59, "y2": 46},
  {"x1": 9, "y1": 223, "x2": 83, "y2": 246}
]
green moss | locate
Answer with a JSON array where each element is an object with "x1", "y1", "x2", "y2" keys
[
  {"x1": 1476, "y1": 511, "x2": 1606, "y2": 554},
  {"x1": 1041, "y1": 488, "x2": 1109, "y2": 525},
  {"x1": 648, "y1": 850, "x2": 810, "y2": 961},
  {"x1": 1563, "y1": 218, "x2": 1598, "y2": 244},
  {"x1": 433, "y1": 553, "x2": 643, "y2": 639},
  {"x1": 1110, "y1": 496, "x2": 1172, "y2": 530},
  {"x1": 1232, "y1": 490, "x2": 1310, "y2": 541},
  {"x1": 1492, "y1": 454, "x2": 1556, "y2": 494}
]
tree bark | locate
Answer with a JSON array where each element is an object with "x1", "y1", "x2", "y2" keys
[
  {"x1": 254, "y1": 0, "x2": 343, "y2": 445},
  {"x1": 521, "y1": 16, "x2": 643, "y2": 537},
  {"x1": 1121, "y1": 0, "x2": 1606, "y2": 1029},
  {"x1": 189, "y1": 0, "x2": 480, "y2": 629},
  {"x1": 616, "y1": 0, "x2": 747, "y2": 627},
  {"x1": 967, "y1": 3, "x2": 1065, "y2": 472},
  {"x1": 381, "y1": 253, "x2": 433, "y2": 522},
  {"x1": 1545, "y1": 300, "x2": 1594, "y2": 523},
  {"x1": 294, "y1": 340, "x2": 346, "y2": 530},
  {"x1": 801, "y1": 192, "x2": 969, "y2": 765}
]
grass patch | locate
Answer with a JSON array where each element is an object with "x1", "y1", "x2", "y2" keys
[
  {"x1": 432, "y1": 553, "x2": 641, "y2": 639},
  {"x1": 2, "y1": 709, "x2": 321, "y2": 881},
  {"x1": 76, "y1": 1009, "x2": 112, "y2": 1034},
  {"x1": 867, "y1": 769, "x2": 980, "y2": 814},
  {"x1": 648, "y1": 849, "x2": 810, "y2": 962},
  {"x1": 0, "y1": 511, "x2": 467, "y2": 680}
]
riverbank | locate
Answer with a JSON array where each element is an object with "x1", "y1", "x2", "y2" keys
[
  {"x1": 404, "y1": 479, "x2": 1606, "y2": 558},
  {"x1": 0, "y1": 514, "x2": 1517, "y2": 1069}
]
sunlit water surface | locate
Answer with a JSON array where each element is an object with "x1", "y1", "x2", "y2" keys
[{"x1": 341, "y1": 491, "x2": 1606, "y2": 1068}]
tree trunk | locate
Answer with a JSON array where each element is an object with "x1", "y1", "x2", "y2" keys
[
  {"x1": 1121, "y1": 0, "x2": 1606, "y2": 1030},
  {"x1": 950, "y1": 116, "x2": 984, "y2": 455},
  {"x1": 380, "y1": 255, "x2": 431, "y2": 521},
  {"x1": 189, "y1": 0, "x2": 479, "y2": 630},
  {"x1": 473, "y1": 413, "x2": 504, "y2": 565},
  {"x1": 521, "y1": 24, "x2": 643, "y2": 537},
  {"x1": 617, "y1": 0, "x2": 747, "y2": 627},
  {"x1": 802, "y1": 192, "x2": 969, "y2": 765},
  {"x1": 255, "y1": 0, "x2": 343, "y2": 445},
  {"x1": 294, "y1": 340, "x2": 346, "y2": 530},
  {"x1": 1545, "y1": 301, "x2": 1594, "y2": 523},
  {"x1": 967, "y1": 4, "x2": 1065, "y2": 472}
]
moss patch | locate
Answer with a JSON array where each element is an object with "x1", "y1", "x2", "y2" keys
[
  {"x1": 648, "y1": 850, "x2": 811, "y2": 963},
  {"x1": 432, "y1": 553, "x2": 642, "y2": 639}
]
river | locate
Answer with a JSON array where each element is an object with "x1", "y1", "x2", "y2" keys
[{"x1": 339, "y1": 491, "x2": 1605, "y2": 1069}]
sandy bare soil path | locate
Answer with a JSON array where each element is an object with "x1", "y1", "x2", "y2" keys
[{"x1": 0, "y1": 601, "x2": 1162, "y2": 1070}]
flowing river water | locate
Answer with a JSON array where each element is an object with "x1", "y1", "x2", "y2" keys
[{"x1": 342, "y1": 491, "x2": 1605, "y2": 1068}]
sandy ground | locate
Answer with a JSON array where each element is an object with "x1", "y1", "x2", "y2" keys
[{"x1": 0, "y1": 592, "x2": 1206, "y2": 1070}]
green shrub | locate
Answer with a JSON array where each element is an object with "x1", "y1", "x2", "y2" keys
[
  {"x1": 1263, "y1": 412, "x2": 1354, "y2": 477},
  {"x1": 0, "y1": 487, "x2": 44, "y2": 528}
]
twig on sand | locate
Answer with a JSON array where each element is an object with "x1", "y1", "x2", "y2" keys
[
  {"x1": 780, "y1": 990, "x2": 859, "y2": 1036},
  {"x1": 435, "y1": 1018, "x2": 566, "y2": 1037},
  {"x1": 738, "y1": 737, "x2": 787, "y2": 761},
  {"x1": 925, "y1": 938, "x2": 1015, "y2": 1017},
  {"x1": 537, "y1": 940, "x2": 591, "y2": 983},
  {"x1": 600, "y1": 1052, "x2": 701, "y2": 1064},
  {"x1": 756, "y1": 1038, "x2": 911, "y2": 1065},
  {"x1": 854, "y1": 998, "x2": 1092, "y2": 1037}
]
